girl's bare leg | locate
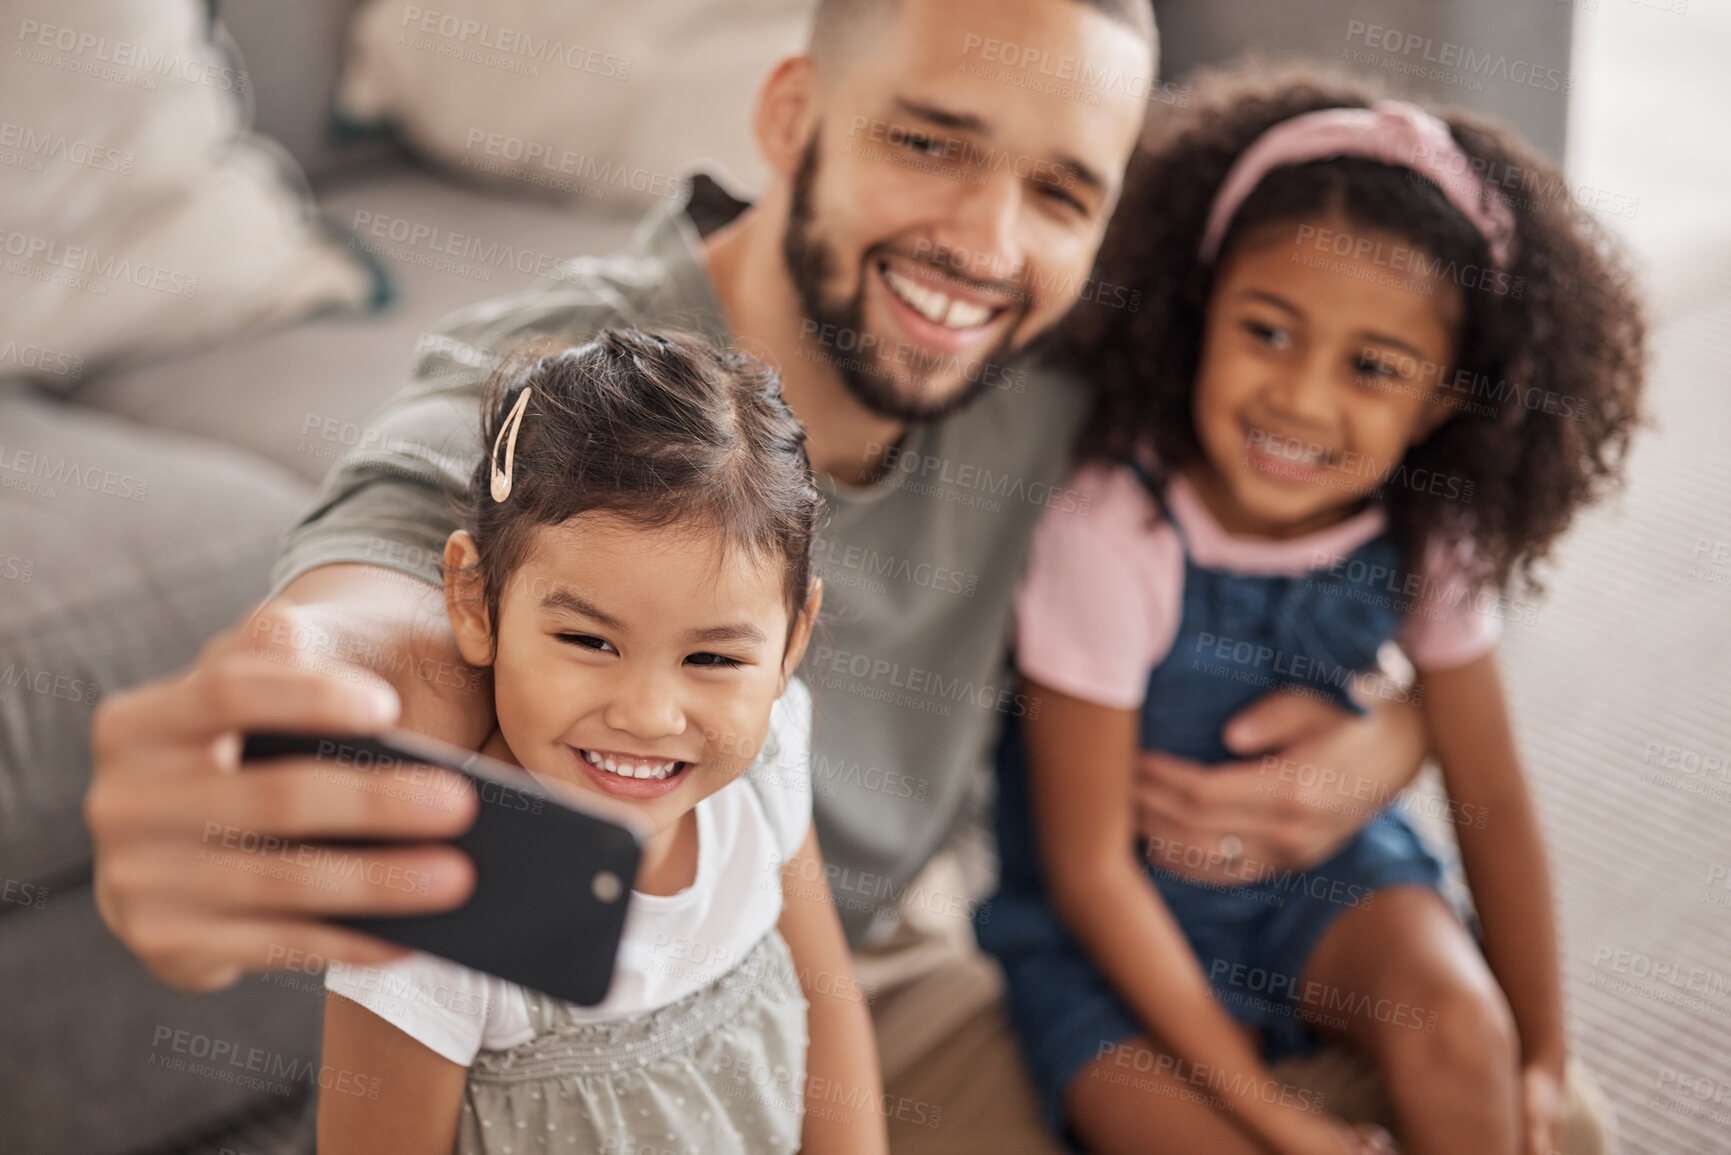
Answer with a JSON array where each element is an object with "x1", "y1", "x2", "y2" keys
[
  {"x1": 1300, "y1": 886, "x2": 1522, "y2": 1155},
  {"x1": 1064, "y1": 1027, "x2": 1311, "y2": 1155}
]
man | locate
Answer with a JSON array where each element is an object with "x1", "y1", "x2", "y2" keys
[{"x1": 87, "y1": 2, "x2": 1448, "y2": 1150}]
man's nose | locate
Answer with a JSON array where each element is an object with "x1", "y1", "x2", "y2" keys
[{"x1": 927, "y1": 171, "x2": 1025, "y2": 289}]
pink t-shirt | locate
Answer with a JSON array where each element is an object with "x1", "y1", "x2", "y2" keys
[{"x1": 1013, "y1": 464, "x2": 1501, "y2": 711}]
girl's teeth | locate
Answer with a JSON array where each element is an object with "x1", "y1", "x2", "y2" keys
[{"x1": 582, "y1": 749, "x2": 678, "y2": 780}]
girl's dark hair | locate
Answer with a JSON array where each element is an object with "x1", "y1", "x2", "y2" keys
[
  {"x1": 1063, "y1": 65, "x2": 1646, "y2": 592},
  {"x1": 457, "y1": 329, "x2": 822, "y2": 653}
]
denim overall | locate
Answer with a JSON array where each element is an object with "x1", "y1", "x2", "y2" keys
[{"x1": 976, "y1": 466, "x2": 1444, "y2": 1135}]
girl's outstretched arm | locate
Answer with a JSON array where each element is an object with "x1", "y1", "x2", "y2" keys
[
  {"x1": 1024, "y1": 678, "x2": 1361, "y2": 1155},
  {"x1": 1419, "y1": 650, "x2": 1568, "y2": 1152},
  {"x1": 318, "y1": 991, "x2": 469, "y2": 1154},
  {"x1": 779, "y1": 822, "x2": 889, "y2": 1155}
]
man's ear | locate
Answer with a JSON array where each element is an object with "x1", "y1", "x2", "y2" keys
[
  {"x1": 779, "y1": 577, "x2": 824, "y2": 691},
  {"x1": 443, "y1": 531, "x2": 496, "y2": 668},
  {"x1": 752, "y1": 54, "x2": 820, "y2": 180}
]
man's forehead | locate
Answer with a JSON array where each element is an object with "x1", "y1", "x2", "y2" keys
[
  {"x1": 840, "y1": 0, "x2": 1151, "y2": 161},
  {"x1": 874, "y1": 0, "x2": 1150, "y2": 73}
]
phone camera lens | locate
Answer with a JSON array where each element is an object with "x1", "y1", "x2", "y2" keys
[{"x1": 592, "y1": 871, "x2": 623, "y2": 903}]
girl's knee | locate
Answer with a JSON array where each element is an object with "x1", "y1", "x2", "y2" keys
[{"x1": 1390, "y1": 970, "x2": 1518, "y2": 1075}]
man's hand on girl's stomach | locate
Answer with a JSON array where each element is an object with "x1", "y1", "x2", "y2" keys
[{"x1": 1133, "y1": 686, "x2": 1427, "y2": 877}]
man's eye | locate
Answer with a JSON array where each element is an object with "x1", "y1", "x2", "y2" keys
[
  {"x1": 1038, "y1": 183, "x2": 1086, "y2": 215},
  {"x1": 558, "y1": 633, "x2": 615, "y2": 654},
  {"x1": 901, "y1": 132, "x2": 949, "y2": 158},
  {"x1": 686, "y1": 652, "x2": 744, "y2": 669}
]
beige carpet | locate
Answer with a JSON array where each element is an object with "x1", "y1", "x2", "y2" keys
[{"x1": 1498, "y1": 241, "x2": 1731, "y2": 1155}]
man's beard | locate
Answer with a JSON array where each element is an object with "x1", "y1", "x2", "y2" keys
[{"x1": 781, "y1": 138, "x2": 1028, "y2": 424}]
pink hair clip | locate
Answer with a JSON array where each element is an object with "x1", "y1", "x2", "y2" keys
[{"x1": 489, "y1": 386, "x2": 533, "y2": 503}]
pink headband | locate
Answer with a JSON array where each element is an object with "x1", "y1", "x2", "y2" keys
[{"x1": 1198, "y1": 100, "x2": 1516, "y2": 270}]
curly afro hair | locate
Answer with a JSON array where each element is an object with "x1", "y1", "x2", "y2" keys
[{"x1": 1060, "y1": 64, "x2": 1647, "y2": 593}]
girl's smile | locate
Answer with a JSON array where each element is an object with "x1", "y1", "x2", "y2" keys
[{"x1": 570, "y1": 746, "x2": 693, "y2": 799}]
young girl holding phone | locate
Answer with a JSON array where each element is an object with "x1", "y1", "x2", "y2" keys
[{"x1": 320, "y1": 329, "x2": 885, "y2": 1155}]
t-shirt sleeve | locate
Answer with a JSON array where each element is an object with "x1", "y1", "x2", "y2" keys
[
  {"x1": 323, "y1": 951, "x2": 524, "y2": 1067},
  {"x1": 745, "y1": 675, "x2": 815, "y2": 860},
  {"x1": 1398, "y1": 536, "x2": 1503, "y2": 671},
  {"x1": 269, "y1": 279, "x2": 647, "y2": 599},
  {"x1": 269, "y1": 388, "x2": 482, "y2": 597},
  {"x1": 1012, "y1": 476, "x2": 1175, "y2": 711}
]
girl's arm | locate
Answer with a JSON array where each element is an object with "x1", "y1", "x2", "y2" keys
[
  {"x1": 1024, "y1": 678, "x2": 1347, "y2": 1152},
  {"x1": 1419, "y1": 650, "x2": 1568, "y2": 1075},
  {"x1": 318, "y1": 992, "x2": 469, "y2": 1154},
  {"x1": 779, "y1": 822, "x2": 889, "y2": 1155}
]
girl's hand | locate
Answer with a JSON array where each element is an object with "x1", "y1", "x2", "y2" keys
[
  {"x1": 1273, "y1": 1114, "x2": 1399, "y2": 1155},
  {"x1": 1521, "y1": 1064, "x2": 1565, "y2": 1155},
  {"x1": 1349, "y1": 1123, "x2": 1401, "y2": 1155}
]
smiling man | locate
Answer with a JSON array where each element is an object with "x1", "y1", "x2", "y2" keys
[{"x1": 87, "y1": 2, "x2": 1440, "y2": 1151}]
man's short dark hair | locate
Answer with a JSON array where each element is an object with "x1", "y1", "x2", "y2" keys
[{"x1": 809, "y1": 0, "x2": 1157, "y2": 66}]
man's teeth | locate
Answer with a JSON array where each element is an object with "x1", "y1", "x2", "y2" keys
[
  {"x1": 582, "y1": 750, "x2": 680, "y2": 780},
  {"x1": 883, "y1": 267, "x2": 994, "y2": 330}
]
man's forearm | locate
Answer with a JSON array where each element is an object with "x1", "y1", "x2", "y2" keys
[{"x1": 268, "y1": 564, "x2": 493, "y2": 748}]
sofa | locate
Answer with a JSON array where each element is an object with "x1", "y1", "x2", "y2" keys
[{"x1": 0, "y1": 1, "x2": 1573, "y2": 1151}]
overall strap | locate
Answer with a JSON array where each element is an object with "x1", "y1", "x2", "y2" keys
[{"x1": 1125, "y1": 458, "x2": 1193, "y2": 553}]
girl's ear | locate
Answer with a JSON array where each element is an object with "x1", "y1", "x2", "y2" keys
[
  {"x1": 752, "y1": 55, "x2": 820, "y2": 180},
  {"x1": 443, "y1": 531, "x2": 497, "y2": 668},
  {"x1": 778, "y1": 577, "x2": 824, "y2": 692}
]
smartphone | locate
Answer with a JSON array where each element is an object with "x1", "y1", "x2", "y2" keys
[{"x1": 241, "y1": 729, "x2": 647, "y2": 1006}]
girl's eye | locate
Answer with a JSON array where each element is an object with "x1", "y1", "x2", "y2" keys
[
  {"x1": 557, "y1": 633, "x2": 616, "y2": 654},
  {"x1": 1354, "y1": 354, "x2": 1401, "y2": 380},
  {"x1": 1244, "y1": 320, "x2": 1291, "y2": 349},
  {"x1": 686, "y1": 652, "x2": 745, "y2": 670}
]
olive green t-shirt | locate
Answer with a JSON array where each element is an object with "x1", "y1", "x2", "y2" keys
[{"x1": 270, "y1": 173, "x2": 1089, "y2": 945}]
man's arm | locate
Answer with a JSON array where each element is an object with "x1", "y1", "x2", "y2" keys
[
  {"x1": 86, "y1": 564, "x2": 489, "y2": 990},
  {"x1": 86, "y1": 261, "x2": 657, "y2": 989}
]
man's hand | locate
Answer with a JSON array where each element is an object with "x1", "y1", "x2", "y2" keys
[
  {"x1": 85, "y1": 565, "x2": 493, "y2": 991},
  {"x1": 1132, "y1": 686, "x2": 1428, "y2": 881}
]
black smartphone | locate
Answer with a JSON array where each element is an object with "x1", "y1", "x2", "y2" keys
[{"x1": 241, "y1": 729, "x2": 647, "y2": 1006}]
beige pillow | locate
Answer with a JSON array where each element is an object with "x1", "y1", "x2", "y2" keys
[
  {"x1": 337, "y1": 0, "x2": 814, "y2": 210},
  {"x1": 0, "y1": 0, "x2": 376, "y2": 388}
]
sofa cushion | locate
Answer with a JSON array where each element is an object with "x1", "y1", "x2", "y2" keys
[
  {"x1": 335, "y1": 0, "x2": 812, "y2": 211},
  {"x1": 0, "y1": 0, "x2": 377, "y2": 391},
  {"x1": 76, "y1": 166, "x2": 641, "y2": 483},
  {"x1": 0, "y1": 879, "x2": 322, "y2": 1155},
  {"x1": 216, "y1": 0, "x2": 395, "y2": 182},
  {"x1": 0, "y1": 385, "x2": 311, "y2": 887}
]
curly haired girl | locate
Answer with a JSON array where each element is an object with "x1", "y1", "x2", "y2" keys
[{"x1": 975, "y1": 67, "x2": 1645, "y2": 1155}]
